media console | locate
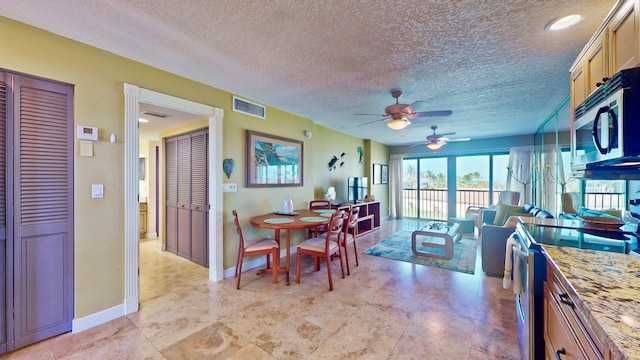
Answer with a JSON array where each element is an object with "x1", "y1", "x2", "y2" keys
[{"x1": 335, "y1": 201, "x2": 380, "y2": 235}]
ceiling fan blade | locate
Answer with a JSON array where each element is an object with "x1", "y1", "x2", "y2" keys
[
  {"x1": 357, "y1": 117, "x2": 389, "y2": 126},
  {"x1": 447, "y1": 137, "x2": 471, "y2": 142},
  {"x1": 412, "y1": 110, "x2": 453, "y2": 118},
  {"x1": 355, "y1": 113, "x2": 386, "y2": 116}
]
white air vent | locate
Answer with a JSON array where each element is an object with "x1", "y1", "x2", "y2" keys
[
  {"x1": 142, "y1": 110, "x2": 169, "y2": 118},
  {"x1": 233, "y1": 96, "x2": 266, "y2": 119}
]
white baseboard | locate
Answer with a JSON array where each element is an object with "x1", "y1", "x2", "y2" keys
[{"x1": 72, "y1": 303, "x2": 124, "y2": 333}]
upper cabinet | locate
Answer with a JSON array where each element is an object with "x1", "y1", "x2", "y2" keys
[{"x1": 570, "y1": 0, "x2": 640, "y2": 113}]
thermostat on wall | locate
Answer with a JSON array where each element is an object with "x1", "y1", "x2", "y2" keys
[{"x1": 77, "y1": 125, "x2": 98, "y2": 141}]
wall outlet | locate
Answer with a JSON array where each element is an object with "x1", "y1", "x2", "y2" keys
[{"x1": 223, "y1": 183, "x2": 237, "y2": 192}]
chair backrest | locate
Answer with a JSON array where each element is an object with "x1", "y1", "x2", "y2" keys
[
  {"x1": 347, "y1": 206, "x2": 360, "y2": 230},
  {"x1": 309, "y1": 199, "x2": 331, "y2": 210},
  {"x1": 562, "y1": 192, "x2": 580, "y2": 214},
  {"x1": 232, "y1": 210, "x2": 245, "y2": 246},
  {"x1": 325, "y1": 210, "x2": 346, "y2": 243},
  {"x1": 498, "y1": 191, "x2": 520, "y2": 206}
]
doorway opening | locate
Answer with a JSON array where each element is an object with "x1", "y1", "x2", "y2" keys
[{"x1": 123, "y1": 84, "x2": 223, "y2": 315}]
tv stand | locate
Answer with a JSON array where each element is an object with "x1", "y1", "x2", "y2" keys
[{"x1": 336, "y1": 201, "x2": 380, "y2": 235}]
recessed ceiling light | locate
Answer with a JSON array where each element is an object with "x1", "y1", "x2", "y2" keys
[
  {"x1": 138, "y1": 118, "x2": 149, "y2": 123},
  {"x1": 547, "y1": 14, "x2": 583, "y2": 31}
]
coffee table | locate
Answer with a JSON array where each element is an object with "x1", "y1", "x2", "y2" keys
[{"x1": 411, "y1": 221, "x2": 461, "y2": 260}]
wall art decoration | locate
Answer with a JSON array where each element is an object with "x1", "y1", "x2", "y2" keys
[
  {"x1": 373, "y1": 163, "x2": 382, "y2": 184},
  {"x1": 246, "y1": 130, "x2": 303, "y2": 187},
  {"x1": 381, "y1": 164, "x2": 388, "y2": 184},
  {"x1": 223, "y1": 158, "x2": 235, "y2": 179}
]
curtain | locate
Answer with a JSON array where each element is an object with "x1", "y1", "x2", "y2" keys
[
  {"x1": 541, "y1": 144, "x2": 564, "y2": 215},
  {"x1": 506, "y1": 146, "x2": 534, "y2": 204},
  {"x1": 389, "y1": 155, "x2": 403, "y2": 219}
]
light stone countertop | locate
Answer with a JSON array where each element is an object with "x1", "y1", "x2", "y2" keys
[{"x1": 543, "y1": 246, "x2": 640, "y2": 360}]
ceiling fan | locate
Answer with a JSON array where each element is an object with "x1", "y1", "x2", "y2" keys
[
  {"x1": 412, "y1": 125, "x2": 471, "y2": 150},
  {"x1": 357, "y1": 90, "x2": 452, "y2": 130}
]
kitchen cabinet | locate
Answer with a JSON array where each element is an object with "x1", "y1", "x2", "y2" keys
[
  {"x1": 140, "y1": 202, "x2": 147, "y2": 237},
  {"x1": 570, "y1": 0, "x2": 640, "y2": 112},
  {"x1": 544, "y1": 261, "x2": 609, "y2": 360}
]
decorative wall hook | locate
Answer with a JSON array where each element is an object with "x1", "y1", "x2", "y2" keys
[{"x1": 223, "y1": 158, "x2": 235, "y2": 179}]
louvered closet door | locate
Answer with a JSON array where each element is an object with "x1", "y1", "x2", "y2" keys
[
  {"x1": 189, "y1": 130, "x2": 208, "y2": 266},
  {"x1": 13, "y1": 76, "x2": 73, "y2": 349},
  {"x1": 176, "y1": 134, "x2": 191, "y2": 259},
  {"x1": 0, "y1": 72, "x2": 9, "y2": 354},
  {"x1": 165, "y1": 137, "x2": 178, "y2": 253}
]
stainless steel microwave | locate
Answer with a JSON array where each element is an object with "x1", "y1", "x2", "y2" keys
[{"x1": 571, "y1": 68, "x2": 640, "y2": 179}]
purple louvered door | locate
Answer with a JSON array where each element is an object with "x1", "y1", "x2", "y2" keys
[
  {"x1": 164, "y1": 129, "x2": 209, "y2": 267},
  {"x1": 0, "y1": 71, "x2": 74, "y2": 354},
  {"x1": 13, "y1": 75, "x2": 74, "y2": 350},
  {"x1": 0, "y1": 71, "x2": 8, "y2": 355}
]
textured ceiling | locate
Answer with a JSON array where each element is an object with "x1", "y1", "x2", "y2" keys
[{"x1": 0, "y1": 0, "x2": 617, "y2": 146}]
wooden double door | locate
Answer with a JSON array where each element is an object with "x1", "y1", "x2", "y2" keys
[
  {"x1": 165, "y1": 129, "x2": 209, "y2": 267},
  {"x1": 0, "y1": 70, "x2": 74, "y2": 353}
]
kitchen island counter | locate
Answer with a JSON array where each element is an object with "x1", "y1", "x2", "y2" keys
[{"x1": 543, "y1": 246, "x2": 640, "y2": 360}]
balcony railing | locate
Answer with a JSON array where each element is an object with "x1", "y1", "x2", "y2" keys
[{"x1": 402, "y1": 188, "x2": 626, "y2": 219}]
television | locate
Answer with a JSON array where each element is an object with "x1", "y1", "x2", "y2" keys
[{"x1": 347, "y1": 177, "x2": 368, "y2": 203}]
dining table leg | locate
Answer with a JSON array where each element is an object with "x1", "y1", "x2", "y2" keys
[
  {"x1": 271, "y1": 229, "x2": 290, "y2": 285},
  {"x1": 284, "y1": 229, "x2": 291, "y2": 285}
]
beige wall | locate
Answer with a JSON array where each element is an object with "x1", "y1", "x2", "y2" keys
[{"x1": 0, "y1": 16, "x2": 388, "y2": 318}]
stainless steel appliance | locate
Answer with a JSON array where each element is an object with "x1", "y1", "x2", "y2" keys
[
  {"x1": 512, "y1": 223, "x2": 546, "y2": 360},
  {"x1": 572, "y1": 67, "x2": 640, "y2": 179}
]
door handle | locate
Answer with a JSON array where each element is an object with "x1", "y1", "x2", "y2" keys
[
  {"x1": 558, "y1": 293, "x2": 574, "y2": 308},
  {"x1": 555, "y1": 347, "x2": 566, "y2": 360}
]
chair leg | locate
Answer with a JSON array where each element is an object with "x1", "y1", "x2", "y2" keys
[
  {"x1": 337, "y1": 249, "x2": 345, "y2": 279},
  {"x1": 352, "y1": 236, "x2": 359, "y2": 267},
  {"x1": 236, "y1": 254, "x2": 244, "y2": 289},
  {"x1": 343, "y1": 241, "x2": 351, "y2": 276},
  {"x1": 235, "y1": 247, "x2": 242, "y2": 278},
  {"x1": 296, "y1": 252, "x2": 301, "y2": 284},
  {"x1": 265, "y1": 253, "x2": 271, "y2": 272},
  {"x1": 325, "y1": 254, "x2": 333, "y2": 291},
  {"x1": 271, "y1": 250, "x2": 278, "y2": 284}
]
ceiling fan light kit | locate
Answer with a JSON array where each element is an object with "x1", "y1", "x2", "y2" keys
[
  {"x1": 386, "y1": 117, "x2": 411, "y2": 130},
  {"x1": 426, "y1": 142, "x2": 444, "y2": 150}
]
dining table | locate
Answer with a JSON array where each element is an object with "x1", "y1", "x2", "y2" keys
[{"x1": 250, "y1": 208, "x2": 334, "y2": 285}]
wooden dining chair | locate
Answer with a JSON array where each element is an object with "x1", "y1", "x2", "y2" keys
[
  {"x1": 296, "y1": 210, "x2": 346, "y2": 291},
  {"x1": 308, "y1": 199, "x2": 331, "y2": 237},
  {"x1": 232, "y1": 210, "x2": 280, "y2": 289},
  {"x1": 341, "y1": 205, "x2": 360, "y2": 275}
]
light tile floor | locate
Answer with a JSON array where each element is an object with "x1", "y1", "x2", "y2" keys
[{"x1": 1, "y1": 218, "x2": 521, "y2": 359}]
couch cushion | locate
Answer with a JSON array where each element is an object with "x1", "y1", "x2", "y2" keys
[
  {"x1": 493, "y1": 204, "x2": 525, "y2": 226},
  {"x1": 522, "y1": 204, "x2": 534, "y2": 213},
  {"x1": 577, "y1": 207, "x2": 622, "y2": 220}
]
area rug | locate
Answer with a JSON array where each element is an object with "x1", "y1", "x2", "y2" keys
[{"x1": 364, "y1": 231, "x2": 477, "y2": 274}]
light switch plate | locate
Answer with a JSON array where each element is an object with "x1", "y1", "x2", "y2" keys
[
  {"x1": 91, "y1": 184, "x2": 104, "y2": 198},
  {"x1": 223, "y1": 183, "x2": 237, "y2": 192}
]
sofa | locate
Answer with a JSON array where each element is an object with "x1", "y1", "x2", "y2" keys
[{"x1": 480, "y1": 203, "x2": 554, "y2": 276}]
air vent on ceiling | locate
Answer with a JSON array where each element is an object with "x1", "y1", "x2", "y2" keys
[
  {"x1": 142, "y1": 110, "x2": 169, "y2": 118},
  {"x1": 233, "y1": 96, "x2": 266, "y2": 119}
]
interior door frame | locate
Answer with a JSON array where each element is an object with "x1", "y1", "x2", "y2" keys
[{"x1": 123, "y1": 84, "x2": 223, "y2": 314}]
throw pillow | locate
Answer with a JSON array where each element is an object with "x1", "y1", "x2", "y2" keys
[
  {"x1": 493, "y1": 204, "x2": 525, "y2": 226},
  {"x1": 503, "y1": 212, "x2": 533, "y2": 226}
]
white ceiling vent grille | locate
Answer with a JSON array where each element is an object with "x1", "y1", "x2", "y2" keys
[{"x1": 233, "y1": 96, "x2": 266, "y2": 119}]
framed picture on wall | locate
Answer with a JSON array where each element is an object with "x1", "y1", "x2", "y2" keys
[
  {"x1": 381, "y1": 164, "x2": 388, "y2": 184},
  {"x1": 246, "y1": 130, "x2": 304, "y2": 187},
  {"x1": 373, "y1": 163, "x2": 382, "y2": 184}
]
